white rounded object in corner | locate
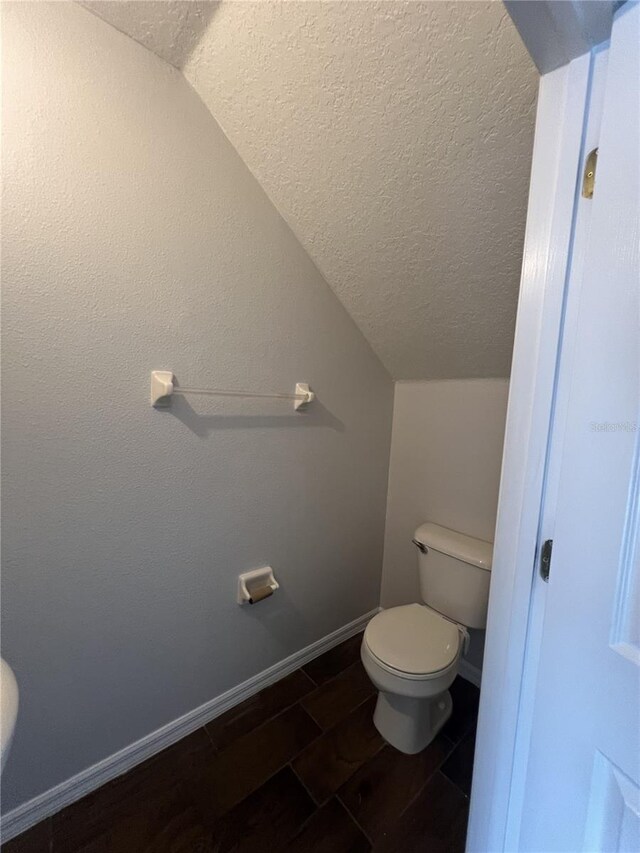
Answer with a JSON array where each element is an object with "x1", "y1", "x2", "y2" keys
[{"x1": 1, "y1": 658, "x2": 19, "y2": 774}]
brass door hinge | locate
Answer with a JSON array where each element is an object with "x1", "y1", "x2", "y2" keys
[{"x1": 582, "y1": 148, "x2": 598, "y2": 198}]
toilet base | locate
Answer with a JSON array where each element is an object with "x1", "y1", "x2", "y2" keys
[{"x1": 373, "y1": 688, "x2": 453, "y2": 754}]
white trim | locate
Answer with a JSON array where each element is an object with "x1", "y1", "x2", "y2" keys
[
  {"x1": 0, "y1": 608, "x2": 378, "y2": 843},
  {"x1": 503, "y1": 42, "x2": 609, "y2": 851},
  {"x1": 466, "y1": 54, "x2": 592, "y2": 852},
  {"x1": 457, "y1": 658, "x2": 482, "y2": 689}
]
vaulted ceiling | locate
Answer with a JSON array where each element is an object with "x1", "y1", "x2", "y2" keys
[{"x1": 80, "y1": 1, "x2": 538, "y2": 379}]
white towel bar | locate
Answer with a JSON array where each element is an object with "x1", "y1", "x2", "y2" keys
[{"x1": 150, "y1": 371, "x2": 314, "y2": 411}]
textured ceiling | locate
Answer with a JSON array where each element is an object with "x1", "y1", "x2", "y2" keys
[
  {"x1": 80, "y1": 1, "x2": 538, "y2": 379},
  {"x1": 79, "y1": 1, "x2": 218, "y2": 68}
]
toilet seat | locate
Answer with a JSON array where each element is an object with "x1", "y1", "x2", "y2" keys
[{"x1": 364, "y1": 603, "x2": 461, "y2": 680}]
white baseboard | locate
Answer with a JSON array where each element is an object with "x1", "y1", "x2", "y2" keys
[
  {"x1": 0, "y1": 608, "x2": 378, "y2": 843},
  {"x1": 458, "y1": 657, "x2": 482, "y2": 688}
]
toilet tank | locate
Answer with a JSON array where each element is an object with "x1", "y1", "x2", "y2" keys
[{"x1": 413, "y1": 523, "x2": 493, "y2": 629}]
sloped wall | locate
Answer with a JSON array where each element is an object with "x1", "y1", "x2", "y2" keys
[{"x1": 183, "y1": 1, "x2": 537, "y2": 379}]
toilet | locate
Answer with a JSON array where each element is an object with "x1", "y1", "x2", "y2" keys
[{"x1": 361, "y1": 522, "x2": 492, "y2": 754}]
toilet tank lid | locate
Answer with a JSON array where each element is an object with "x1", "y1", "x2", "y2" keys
[{"x1": 414, "y1": 523, "x2": 493, "y2": 570}]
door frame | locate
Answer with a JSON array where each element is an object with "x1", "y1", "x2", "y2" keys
[{"x1": 466, "y1": 3, "x2": 620, "y2": 850}]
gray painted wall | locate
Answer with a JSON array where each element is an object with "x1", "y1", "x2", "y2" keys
[{"x1": 1, "y1": 2, "x2": 393, "y2": 812}]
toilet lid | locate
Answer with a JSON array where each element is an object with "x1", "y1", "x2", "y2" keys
[{"x1": 364, "y1": 604, "x2": 460, "y2": 676}]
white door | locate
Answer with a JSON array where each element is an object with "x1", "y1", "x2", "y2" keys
[{"x1": 516, "y1": 3, "x2": 640, "y2": 851}]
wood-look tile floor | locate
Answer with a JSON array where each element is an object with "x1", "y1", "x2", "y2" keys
[{"x1": 2, "y1": 633, "x2": 480, "y2": 853}]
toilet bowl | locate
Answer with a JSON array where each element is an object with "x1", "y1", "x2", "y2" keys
[
  {"x1": 361, "y1": 522, "x2": 492, "y2": 754},
  {"x1": 361, "y1": 603, "x2": 462, "y2": 753}
]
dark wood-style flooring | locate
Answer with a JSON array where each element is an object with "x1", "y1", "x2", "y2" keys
[{"x1": 2, "y1": 632, "x2": 479, "y2": 852}]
